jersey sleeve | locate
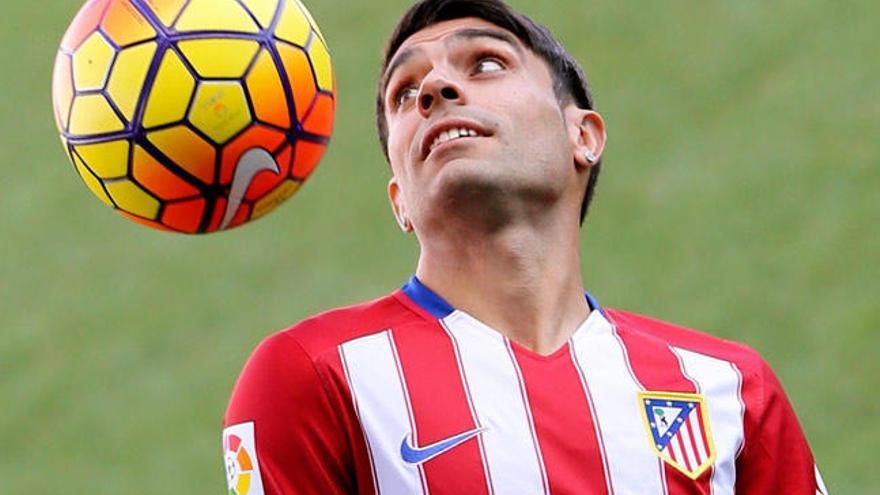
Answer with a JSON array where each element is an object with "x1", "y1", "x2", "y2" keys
[
  {"x1": 223, "y1": 332, "x2": 354, "y2": 494},
  {"x1": 735, "y1": 356, "x2": 828, "y2": 494}
]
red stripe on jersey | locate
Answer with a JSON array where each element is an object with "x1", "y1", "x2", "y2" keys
[
  {"x1": 392, "y1": 322, "x2": 491, "y2": 495},
  {"x1": 387, "y1": 331, "x2": 430, "y2": 494},
  {"x1": 614, "y1": 323, "x2": 712, "y2": 495},
  {"x1": 510, "y1": 341, "x2": 610, "y2": 495},
  {"x1": 505, "y1": 339, "x2": 550, "y2": 494}
]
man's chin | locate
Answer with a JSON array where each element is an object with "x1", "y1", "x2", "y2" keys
[
  {"x1": 427, "y1": 167, "x2": 521, "y2": 230},
  {"x1": 431, "y1": 157, "x2": 505, "y2": 189}
]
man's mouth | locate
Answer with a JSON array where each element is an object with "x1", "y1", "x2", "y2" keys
[
  {"x1": 421, "y1": 120, "x2": 491, "y2": 160},
  {"x1": 430, "y1": 127, "x2": 480, "y2": 153}
]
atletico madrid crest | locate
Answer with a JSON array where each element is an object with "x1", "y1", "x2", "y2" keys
[{"x1": 638, "y1": 391, "x2": 716, "y2": 479}]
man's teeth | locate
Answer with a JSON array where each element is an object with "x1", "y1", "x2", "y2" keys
[{"x1": 430, "y1": 127, "x2": 479, "y2": 151}]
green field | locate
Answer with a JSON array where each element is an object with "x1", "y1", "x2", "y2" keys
[{"x1": 1, "y1": 0, "x2": 877, "y2": 492}]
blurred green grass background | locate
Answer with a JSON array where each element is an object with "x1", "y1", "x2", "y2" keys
[{"x1": 1, "y1": 0, "x2": 877, "y2": 492}]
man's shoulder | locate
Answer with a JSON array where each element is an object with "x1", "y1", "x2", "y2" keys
[
  {"x1": 258, "y1": 289, "x2": 428, "y2": 361},
  {"x1": 606, "y1": 308, "x2": 766, "y2": 373}
]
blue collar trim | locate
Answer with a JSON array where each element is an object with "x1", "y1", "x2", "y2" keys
[
  {"x1": 401, "y1": 275, "x2": 606, "y2": 319},
  {"x1": 402, "y1": 275, "x2": 455, "y2": 318},
  {"x1": 585, "y1": 290, "x2": 607, "y2": 317}
]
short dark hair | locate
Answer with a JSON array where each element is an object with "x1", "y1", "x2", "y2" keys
[{"x1": 376, "y1": 0, "x2": 602, "y2": 223}]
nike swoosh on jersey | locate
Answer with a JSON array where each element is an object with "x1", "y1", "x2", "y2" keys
[
  {"x1": 220, "y1": 148, "x2": 280, "y2": 230},
  {"x1": 400, "y1": 427, "x2": 484, "y2": 465}
]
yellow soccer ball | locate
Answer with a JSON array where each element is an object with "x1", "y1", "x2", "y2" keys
[{"x1": 52, "y1": 0, "x2": 335, "y2": 233}]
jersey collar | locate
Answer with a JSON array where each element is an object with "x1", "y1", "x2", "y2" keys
[{"x1": 401, "y1": 275, "x2": 606, "y2": 319}]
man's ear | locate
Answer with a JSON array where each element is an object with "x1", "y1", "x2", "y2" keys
[
  {"x1": 387, "y1": 176, "x2": 412, "y2": 232},
  {"x1": 566, "y1": 107, "x2": 607, "y2": 170}
]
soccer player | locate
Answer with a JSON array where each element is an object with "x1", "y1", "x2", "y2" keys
[{"x1": 223, "y1": 0, "x2": 828, "y2": 493}]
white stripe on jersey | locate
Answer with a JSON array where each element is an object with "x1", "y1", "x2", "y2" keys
[
  {"x1": 443, "y1": 311, "x2": 547, "y2": 495},
  {"x1": 672, "y1": 347, "x2": 745, "y2": 495},
  {"x1": 339, "y1": 330, "x2": 424, "y2": 495},
  {"x1": 568, "y1": 343, "x2": 615, "y2": 495},
  {"x1": 571, "y1": 311, "x2": 667, "y2": 494}
]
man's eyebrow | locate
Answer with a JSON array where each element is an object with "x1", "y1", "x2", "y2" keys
[
  {"x1": 449, "y1": 28, "x2": 523, "y2": 56},
  {"x1": 381, "y1": 28, "x2": 523, "y2": 95},
  {"x1": 382, "y1": 47, "x2": 421, "y2": 94}
]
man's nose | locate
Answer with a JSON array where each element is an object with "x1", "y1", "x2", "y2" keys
[{"x1": 418, "y1": 73, "x2": 464, "y2": 117}]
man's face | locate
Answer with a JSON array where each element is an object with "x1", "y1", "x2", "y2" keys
[{"x1": 382, "y1": 17, "x2": 589, "y2": 233}]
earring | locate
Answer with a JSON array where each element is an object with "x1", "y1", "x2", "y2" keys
[{"x1": 584, "y1": 150, "x2": 597, "y2": 164}]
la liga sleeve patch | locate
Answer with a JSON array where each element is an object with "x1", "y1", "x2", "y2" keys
[
  {"x1": 223, "y1": 422, "x2": 265, "y2": 495},
  {"x1": 816, "y1": 465, "x2": 829, "y2": 494}
]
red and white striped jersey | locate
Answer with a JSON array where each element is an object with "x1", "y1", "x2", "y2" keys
[{"x1": 223, "y1": 277, "x2": 828, "y2": 494}]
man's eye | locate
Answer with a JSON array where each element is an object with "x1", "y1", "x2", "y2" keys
[
  {"x1": 394, "y1": 86, "x2": 419, "y2": 108},
  {"x1": 474, "y1": 58, "x2": 505, "y2": 74}
]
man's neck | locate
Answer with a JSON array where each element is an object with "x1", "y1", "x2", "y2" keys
[{"x1": 414, "y1": 220, "x2": 589, "y2": 356}]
